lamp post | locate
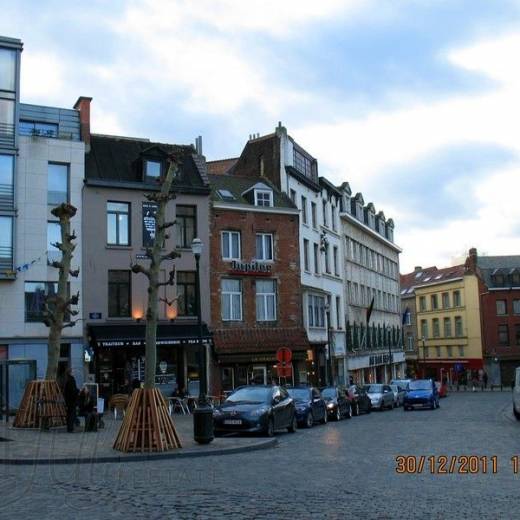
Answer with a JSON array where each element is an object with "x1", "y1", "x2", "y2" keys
[
  {"x1": 421, "y1": 337, "x2": 426, "y2": 378},
  {"x1": 191, "y1": 238, "x2": 214, "y2": 444}
]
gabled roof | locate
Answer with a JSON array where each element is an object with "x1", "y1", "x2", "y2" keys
[
  {"x1": 476, "y1": 255, "x2": 520, "y2": 287},
  {"x1": 208, "y1": 174, "x2": 295, "y2": 209},
  {"x1": 354, "y1": 192, "x2": 364, "y2": 205},
  {"x1": 338, "y1": 181, "x2": 351, "y2": 195},
  {"x1": 366, "y1": 202, "x2": 375, "y2": 213},
  {"x1": 400, "y1": 265, "x2": 466, "y2": 294}
]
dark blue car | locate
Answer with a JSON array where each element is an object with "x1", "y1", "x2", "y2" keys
[
  {"x1": 404, "y1": 379, "x2": 440, "y2": 411},
  {"x1": 287, "y1": 386, "x2": 327, "y2": 428}
]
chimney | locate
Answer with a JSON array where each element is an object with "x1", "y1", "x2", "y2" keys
[
  {"x1": 195, "y1": 135, "x2": 203, "y2": 155},
  {"x1": 414, "y1": 266, "x2": 422, "y2": 272},
  {"x1": 465, "y1": 247, "x2": 478, "y2": 273},
  {"x1": 73, "y1": 96, "x2": 92, "y2": 150}
]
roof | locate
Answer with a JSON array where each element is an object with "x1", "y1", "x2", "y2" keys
[
  {"x1": 207, "y1": 158, "x2": 239, "y2": 175},
  {"x1": 85, "y1": 134, "x2": 209, "y2": 191},
  {"x1": 212, "y1": 327, "x2": 310, "y2": 354},
  {"x1": 476, "y1": 255, "x2": 520, "y2": 287},
  {"x1": 208, "y1": 174, "x2": 296, "y2": 209},
  {"x1": 400, "y1": 265, "x2": 466, "y2": 295}
]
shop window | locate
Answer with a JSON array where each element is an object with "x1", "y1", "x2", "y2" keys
[
  {"x1": 107, "y1": 201, "x2": 130, "y2": 246},
  {"x1": 221, "y1": 367, "x2": 234, "y2": 391},
  {"x1": 108, "y1": 270, "x2": 131, "y2": 318},
  {"x1": 176, "y1": 205, "x2": 197, "y2": 249},
  {"x1": 256, "y1": 280, "x2": 276, "y2": 321},
  {"x1": 176, "y1": 271, "x2": 196, "y2": 316},
  {"x1": 221, "y1": 279, "x2": 242, "y2": 321}
]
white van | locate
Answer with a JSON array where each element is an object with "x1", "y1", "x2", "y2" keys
[{"x1": 513, "y1": 367, "x2": 520, "y2": 420}]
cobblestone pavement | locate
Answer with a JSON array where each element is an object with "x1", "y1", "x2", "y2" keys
[{"x1": 2, "y1": 392, "x2": 520, "y2": 519}]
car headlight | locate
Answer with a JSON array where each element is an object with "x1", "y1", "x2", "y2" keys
[
  {"x1": 327, "y1": 402, "x2": 334, "y2": 409},
  {"x1": 212, "y1": 408, "x2": 223, "y2": 416},
  {"x1": 250, "y1": 407, "x2": 269, "y2": 417}
]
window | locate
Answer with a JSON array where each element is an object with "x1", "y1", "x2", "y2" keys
[
  {"x1": 516, "y1": 324, "x2": 520, "y2": 346},
  {"x1": 222, "y1": 231, "x2": 240, "y2": 260},
  {"x1": 453, "y1": 290, "x2": 461, "y2": 307},
  {"x1": 331, "y1": 205, "x2": 337, "y2": 231},
  {"x1": 324, "y1": 243, "x2": 330, "y2": 274},
  {"x1": 407, "y1": 336, "x2": 414, "y2": 351},
  {"x1": 444, "y1": 317, "x2": 452, "y2": 337},
  {"x1": 498, "y1": 324, "x2": 509, "y2": 346},
  {"x1": 420, "y1": 320, "x2": 428, "y2": 339},
  {"x1": 217, "y1": 189, "x2": 235, "y2": 201},
  {"x1": 431, "y1": 294, "x2": 438, "y2": 310},
  {"x1": 0, "y1": 99, "x2": 14, "y2": 130},
  {"x1": 423, "y1": 346, "x2": 429, "y2": 358},
  {"x1": 442, "y1": 292, "x2": 450, "y2": 308},
  {"x1": 496, "y1": 300, "x2": 507, "y2": 316},
  {"x1": 48, "y1": 163, "x2": 68, "y2": 206},
  {"x1": 176, "y1": 205, "x2": 197, "y2": 249},
  {"x1": 293, "y1": 149, "x2": 314, "y2": 179},
  {"x1": 303, "y1": 239, "x2": 310, "y2": 272},
  {"x1": 333, "y1": 246, "x2": 339, "y2": 276},
  {"x1": 313, "y1": 243, "x2": 319, "y2": 274},
  {"x1": 290, "y1": 189, "x2": 296, "y2": 204},
  {"x1": 145, "y1": 160, "x2": 161, "y2": 181},
  {"x1": 256, "y1": 233, "x2": 273, "y2": 261},
  {"x1": 0, "y1": 48, "x2": 16, "y2": 92},
  {"x1": 336, "y1": 296, "x2": 342, "y2": 329},
  {"x1": 108, "y1": 270, "x2": 131, "y2": 318},
  {"x1": 404, "y1": 310, "x2": 411, "y2": 326},
  {"x1": 222, "y1": 279, "x2": 242, "y2": 321},
  {"x1": 432, "y1": 318, "x2": 440, "y2": 338},
  {"x1": 322, "y1": 200, "x2": 328, "y2": 227},
  {"x1": 308, "y1": 294, "x2": 325, "y2": 328},
  {"x1": 19, "y1": 120, "x2": 58, "y2": 138},
  {"x1": 176, "y1": 271, "x2": 196, "y2": 316},
  {"x1": 301, "y1": 196, "x2": 307, "y2": 224},
  {"x1": 0, "y1": 216, "x2": 13, "y2": 269},
  {"x1": 107, "y1": 202, "x2": 130, "y2": 246},
  {"x1": 458, "y1": 345, "x2": 465, "y2": 357},
  {"x1": 256, "y1": 280, "x2": 276, "y2": 321},
  {"x1": 514, "y1": 300, "x2": 520, "y2": 315},
  {"x1": 254, "y1": 190, "x2": 272, "y2": 207},
  {"x1": 311, "y1": 202, "x2": 317, "y2": 228},
  {"x1": 47, "y1": 221, "x2": 61, "y2": 263},
  {"x1": 435, "y1": 346, "x2": 441, "y2": 358},
  {"x1": 24, "y1": 282, "x2": 58, "y2": 322},
  {"x1": 0, "y1": 154, "x2": 14, "y2": 203},
  {"x1": 455, "y1": 316, "x2": 463, "y2": 337},
  {"x1": 419, "y1": 296, "x2": 426, "y2": 311},
  {"x1": 447, "y1": 346, "x2": 453, "y2": 358}
]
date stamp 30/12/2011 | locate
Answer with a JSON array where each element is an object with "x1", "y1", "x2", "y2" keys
[{"x1": 395, "y1": 455, "x2": 520, "y2": 475}]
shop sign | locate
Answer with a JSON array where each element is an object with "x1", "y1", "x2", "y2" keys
[
  {"x1": 229, "y1": 260, "x2": 272, "y2": 276},
  {"x1": 97, "y1": 337, "x2": 210, "y2": 348},
  {"x1": 369, "y1": 353, "x2": 392, "y2": 366},
  {"x1": 89, "y1": 312, "x2": 102, "y2": 320}
]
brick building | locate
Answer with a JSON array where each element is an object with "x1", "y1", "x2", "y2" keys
[
  {"x1": 477, "y1": 252, "x2": 520, "y2": 386},
  {"x1": 208, "y1": 173, "x2": 310, "y2": 392}
]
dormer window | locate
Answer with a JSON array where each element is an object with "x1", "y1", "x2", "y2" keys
[
  {"x1": 145, "y1": 159, "x2": 161, "y2": 182},
  {"x1": 255, "y1": 189, "x2": 273, "y2": 207}
]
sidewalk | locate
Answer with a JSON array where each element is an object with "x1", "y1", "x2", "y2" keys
[
  {"x1": 447, "y1": 385, "x2": 511, "y2": 392},
  {"x1": 0, "y1": 414, "x2": 276, "y2": 465}
]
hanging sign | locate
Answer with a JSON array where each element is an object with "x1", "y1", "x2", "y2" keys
[{"x1": 142, "y1": 202, "x2": 158, "y2": 247}]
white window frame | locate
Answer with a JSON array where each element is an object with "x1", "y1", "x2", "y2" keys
[
  {"x1": 221, "y1": 279, "x2": 242, "y2": 321},
  {"x1": 254, "y1": 189, "x2": 273, "y2": 207},
  {"x1": 256, "y1": 279, "x2": 277, "y2": 322},
  {"x1": 255, "y1": 233, "x2": 273, "y2": 261},
  {"x1": 221, "y1": 231, "x2": 241, "y2": 260},
  {"x1": 308, "y1": 294, "x2": 325, "y2": 328}
]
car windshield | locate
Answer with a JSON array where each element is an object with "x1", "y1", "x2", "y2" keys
[
  {"x1": 287, "y1": 388, "x2": 310, "y2": 401},
  {"x1": 321, "y1": 388, "x2": 336, "y2": 399},
  {"x1": 365, "y1": 385, "x2": 383, "y2": 393},
  {"x1": 226, "y1": 387, "x2": 271, "y2": 404},
  {"x1": 409, "y1": 380, "x2": 432, "y2": 391}
]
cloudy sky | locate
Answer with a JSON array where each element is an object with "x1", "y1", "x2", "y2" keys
[{"x1": 2, "y1": 0, "x2": 520, "y2": 272}]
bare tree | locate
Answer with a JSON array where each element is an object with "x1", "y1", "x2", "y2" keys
[
  {"x1": 44, "y1": 203, "x2": 80, "y2": 380},
  {"x1": 131, "y1": 154, "x2": 180, "y2": 388}
]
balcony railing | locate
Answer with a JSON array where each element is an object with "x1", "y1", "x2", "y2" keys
[
  {"x1": 0, "y1": 122, "x2": 15, "y2": 148},
  {"x1": 0, "y1": 246, "x2": 14, "y2": 276},
  {"x1": 0, "y1": 183, "x2": 14, "y2": 210}
]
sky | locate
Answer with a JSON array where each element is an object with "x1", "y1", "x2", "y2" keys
[{"x1": 2, "y1": 0, "x2": 520, "y2": 273}]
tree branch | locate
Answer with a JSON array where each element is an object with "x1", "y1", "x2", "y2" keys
[
  {"x1": 159, "y1": 220, "x2": 176, "y2": 231},
  {"x1": 131, "y1": 263, "x2": 151, "y2": 278},
  {"x1": 48, "y1": 260, "x2": 64, "y2": 270},
  {"x1": 156, "y1": 268, "x2": 175, "y2": 287},
  {"x1": 69, "y1": 268, "x2": 80, "y2": 278},
  {"x1": 161, "y1": 250, "x2": 180, "y2": 262},
  {"x1": 159, "y1": 297, "x2": 177, "y2": 307},
  {"x1": 62, "y1": 319, "x2": 79, "y2": 329}
]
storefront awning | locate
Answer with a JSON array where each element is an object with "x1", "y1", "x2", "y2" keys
[{"x1": 88, "y1": 322, "x2": 212, "y2": 348}]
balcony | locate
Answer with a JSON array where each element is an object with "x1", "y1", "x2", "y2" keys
[
  {"x1": 0, "y1": 245, "x2": 14, "y2": 279},
  {"x1": 0, "y1": 183, "x2": 14, "y2": 210},
  {"x1": 0, "y1": 122, "x2": 15, "y2": 148}
]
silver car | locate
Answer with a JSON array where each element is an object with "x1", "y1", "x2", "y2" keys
[
  {"x1": 390, "y1": 384, "x2": 406, "y2": 407},
  {"x1": 364, "y1": 384, "x2": 394, "y2": 411}
]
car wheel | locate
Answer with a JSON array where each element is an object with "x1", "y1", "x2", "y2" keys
[
  {"x1": 306, "y1": 412, "x2": 314, "y2": 428},
  {"x1": 321, "y1": 410, "x2": 328, "y2": 424},
  {"x1": 288, "y1": 414, "x2": 297, "y2": 433},
  {"x1": 335, "y1": 407, "x2": 342, "y2": 421},
  {"x1": 436, "y1": 399, "x2": 440, "y2": 409},
  {"x1": 404, "y1": 406, "x2": 410, "y2": 411},
  {"x1": 514, "y1": 406, "x2": 520, "y2": 420},
  {"x1": 266, "y1": 418, "x2": 275, "y2": 437}
]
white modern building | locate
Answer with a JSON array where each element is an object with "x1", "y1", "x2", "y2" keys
[{"x1": 0, "y1": 36, "x2": 85, "y2": 408}]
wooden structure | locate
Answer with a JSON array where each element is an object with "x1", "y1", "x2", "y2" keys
[
  {"x1": 108, "y1": 393, "x2": 130, "y2": 419},
  {"x1": 113, "y1": 388, "x2": 182, "y2": 452},
  {"x1": 13, "y1": 380, "x2": 66, "y2": 429}
]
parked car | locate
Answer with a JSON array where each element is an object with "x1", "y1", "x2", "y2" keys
[
  {"x1": 513, "y1": 367, "x2": 520, "y2": 420},
  {"x1": 321, "y1": 386, "x2": 351, "y2": 420},
  {"x1": 390, "y1": 384, "x2": 406, "y2": 407},
  {"x1": 364, "y1": 384, "x2": 394, "y2": 410},
  {"x1": 213, "y1": 385, "x2": 297, "y2": 436},
  {"x1": 404, "y1": 379, "x2": 439, "y2": 411},
  {"x1": 435, "y1": 381, "x2": 448, "y2": 398},
  {"x1": 346, "y1": 385, "x2": 372, "y2": 415},
  {"x1": 390, "y1": 379, "x2": 411, "y2": 391},
  {"x1": 287, "y1": 386, "x2": 327, "y2": 427}
]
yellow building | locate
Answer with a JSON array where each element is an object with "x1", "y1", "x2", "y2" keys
[{"x1": 401, "y1": 263, "x2": 484, "y2": 383}]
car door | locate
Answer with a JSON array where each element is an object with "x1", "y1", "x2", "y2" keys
[
  {"x1": 383, "y1": 385, "x2": 393, "y2": 407},
  {"x1": 271, "y1": 387, "x2": 283, "y2": 429},
  {"x1": 280, "y1": 387, "x2": 293, "y2": 426}
]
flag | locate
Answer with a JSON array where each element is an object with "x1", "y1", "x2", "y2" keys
[{"x1": 366, "y1": 297, "x2": 374, "y2": 324}]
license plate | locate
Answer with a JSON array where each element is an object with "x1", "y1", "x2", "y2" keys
[{"x1": 224, "y1": 419, "x2": 242, "y2": 425}]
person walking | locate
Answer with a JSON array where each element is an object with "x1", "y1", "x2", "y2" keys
[{"x1": 63, "y1": 367, "x2": 78, "y2": 433}]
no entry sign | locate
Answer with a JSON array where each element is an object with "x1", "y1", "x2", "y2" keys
[{"x1": 276, "y1": 347, "x2": 292, "y2": 364}]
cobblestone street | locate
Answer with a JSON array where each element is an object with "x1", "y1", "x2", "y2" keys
[{"x1": 1, "y1": 392, "x2": 520, "y2": 519}]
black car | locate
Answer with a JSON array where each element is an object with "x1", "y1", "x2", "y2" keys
[
  {"x1": 346, "y1": 385, "x2": 372, "y2": 415},
  {"x1": 321, "y1": 386, "x2": 351, "y2": 420},
  {"x1": 213, "y1": 385, "x2": 297, "y2": 437},
  {"x1": 287, "y1": 385, "x2": 327, "y2": 428}
]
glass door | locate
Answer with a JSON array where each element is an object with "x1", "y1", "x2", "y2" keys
[{"x1": 251, "y1": 366, "x2": 267, "y2": 385}]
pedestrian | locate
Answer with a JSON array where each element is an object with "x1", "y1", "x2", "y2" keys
[
  {"x1": 63, "y1": 367, "x2": 78, "y2": 433},
  {"x1": 483, "y1": 371, "x2": 488, "y2": 390},
  {"x1": 78, "y1": 385, "x2": 97, "y2": 432}
]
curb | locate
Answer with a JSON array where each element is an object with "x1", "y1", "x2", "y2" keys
[{"x1": 0, "y1": 437, "x2": 278, "y2": 466}]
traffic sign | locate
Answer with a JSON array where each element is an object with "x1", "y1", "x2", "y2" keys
[{"x1": 276, "y1": 347, "x2": 292, "y2": 364}]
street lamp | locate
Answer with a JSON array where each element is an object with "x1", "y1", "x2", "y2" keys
[{"x1": 191, "y1": 238, "x2": 214, "y2": 444}]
